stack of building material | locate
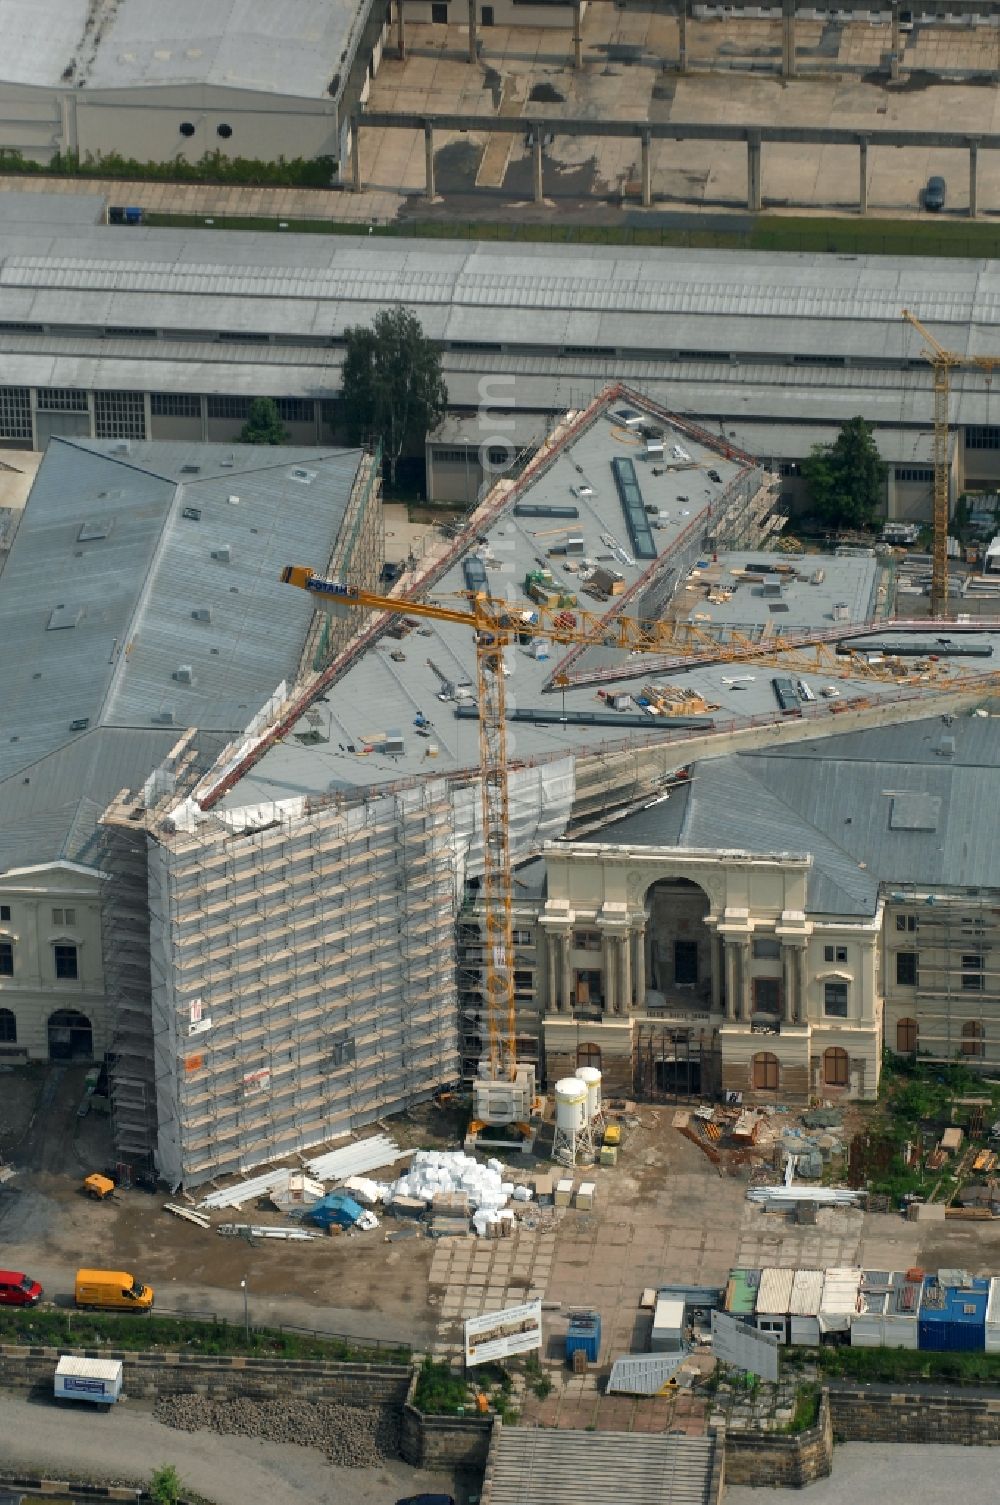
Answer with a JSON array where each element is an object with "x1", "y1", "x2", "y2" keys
[{"x1": 305, "y1": 1134, "x2": 406, "y2": 1181}]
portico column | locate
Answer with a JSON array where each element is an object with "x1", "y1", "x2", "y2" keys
[
  {"x1": 782, "y1": 0, "x2": 796, "y2": 78},
  {"x1": 533, "y1": 128, "x2": 545, "y2": 204},
  {"x1": 621, "y1": 934, "x2": 632, "y2": 1015},
  {"x1": 560, "y1": 933, "x2": 571, "y2": 1014},
  {"x1": 782, "y1": 946, "x2": 795, "y2": 1024},
  {"x1": 970, "y1": 140, "x2": 980, "y2": 220},
  {"x1": 746, "y1": 130, "x2": 762, "y2": 214},
  {"x1": 724, "y1": 941, "x2": 738, "y2": 1021},
  {"x1": 711, "y1": 933, "x2": 722, "y2": 1014},
  {"x1": 396, "y1": 0, "x2": 406, "y2": 60},
  {"x1": 350, "y1": 120, "x2": 361, "y2": 192},
  {"x1": 635, "y1": 923, "x2": 647, "y2": 1012},
  {"x1": 641, "y1": 130, "x2": 652, "y2": 209},
  {"x1": 678, "y1": 0, "x2": 688, "y2": 73},
  {"x1": 546, "y1": 936, "x2": 558, "y2": 1015},
  {"x1": 793, "y1": 946, "x2": 804, "y2": 1024},
  {"x1": 858, "y1": 137, "x2": 868, "y2": 217},
  {"x1": 602, "y1": 933, "x2": 616, "y2": 1014},
  {"x1": 424, "y1": 124, "x2": 436, "y2": 200},
  {"x1": 739, "y1": 939, "x2": 752, "y2": 1020}
]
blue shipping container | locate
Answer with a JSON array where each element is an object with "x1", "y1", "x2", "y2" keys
[
  {"x1": 918, "y1": 1278, "x2": 989, "y2": 1352},
  {"x1": 565, "y1": 1311, "x2": 602, "y2": 1364}
]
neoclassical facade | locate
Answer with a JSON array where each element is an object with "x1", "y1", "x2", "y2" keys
[{"x1": 535, "y1": 842, "x2": 883, "y2": 1104}]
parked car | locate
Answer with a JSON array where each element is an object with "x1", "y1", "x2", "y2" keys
[
  {"x1": 924, "y1": 175, "x2": 946, "y2": 211},
  {"x1": 0, "y1": 1270, "x2": 43, "y2": 1306}
]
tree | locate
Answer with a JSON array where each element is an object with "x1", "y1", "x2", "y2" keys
[
  {"x1": 149, "y1": 1464, "x2": 182, "y2": 1505},
  {"x1": 240, "y1": 397, "x2": 288, "y2": 445},
  {"x1": 801, "y1": 416, "x2": 886, "y2": 530},
  {"x1": 341, "y1": 306, "x2": 448, "y2": 486}
]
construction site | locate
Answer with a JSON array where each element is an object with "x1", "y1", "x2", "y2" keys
[{"x1": 42, "y1": 378, "x2": 985, "y2": 1196}]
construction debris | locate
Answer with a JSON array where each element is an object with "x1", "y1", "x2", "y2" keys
[
  {"x1": 163, "y1": 1203, "x2": 211, "y2": 1229},
  {"x1": 305, "y1": 1134, "x2": 408, "y2": 1182},
  {"x1": 217, "y1": 1223, "x2": 321, "y2": 1241}
]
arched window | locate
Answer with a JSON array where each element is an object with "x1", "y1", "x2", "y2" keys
[
  {"x1": 897, "y1": 1017, "x2": 918, "y2": 1054},
  {"x1": 752, "y1": 1052, "x2": 779, "y2": 1091},
  {"x1": 823, "y1": 1046, "x2": 850, "y2": 1087},
  {"x1": 0, "y1": 1007, "x2": 15, "y2": 1044},
  {"x1": 577, "y1": 1042, "x2": 602, "y2": 1071},
  {"x1": 961, "y1": 1021, "x2": 985, "y2": 1058}
]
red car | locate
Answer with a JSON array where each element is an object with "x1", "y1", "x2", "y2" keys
[{"x1": 0, "y1": 1270, "x2": 43, "y2": 1306}]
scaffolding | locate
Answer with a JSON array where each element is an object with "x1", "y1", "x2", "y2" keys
[
  {"x1": 888, "y1": 889, "x2": 1000, "y2": 1068},
  {"x1": 101, "y1": 762, "x2": 460, "y2": 1188}
]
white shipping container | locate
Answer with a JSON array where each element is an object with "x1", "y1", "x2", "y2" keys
[
  {"x1": 651, "y1": 1297, "x2": 685, "y2": 1353},
  {"x1": 755, "y1": 1267, "x2": 795, "y2": 1315},
  {"x1": 54, "y1": 1355, "x2": 123, "y2": 1406},
  {"x1": 986, "y1": 1276, "x2": 1000, "y2": 1353},
  {"x1": 819, "y1": 1267, "x2": 863, "y2": 1334}
]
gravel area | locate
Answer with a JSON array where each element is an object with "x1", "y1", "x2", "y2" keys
[{"x1": 154, "y1": 1394, "x2": 402, "y2": 1467}]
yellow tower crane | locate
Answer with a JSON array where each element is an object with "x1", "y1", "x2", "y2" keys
[
  {"x1": 280, "y1": 563, "x2": 989, "y2": 1133},
  {"x1": 901, "y1": 308, "x2": 1000, "y2": 618}
]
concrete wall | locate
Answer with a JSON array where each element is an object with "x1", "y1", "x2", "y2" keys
[
  {"x1": 0, "y1": 862, "x2": 107, "y2": 1062},
  {"x1": 402, "y1": 0, "x2": 578, "y2": 27}
]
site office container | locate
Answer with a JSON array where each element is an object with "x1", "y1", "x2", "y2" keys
[
  {"x1": 789, "y1": 1269, "x2": 824, "y2": 1346},
  {"x1": 650, "y1": 1297, "x2": 685, "y2": 1354},
  {"x1": 918, "y1": 1277, "x2": 988, "y2": 1353},
  {"x1": 724, "y1": 1269, "x2": 760, "y2": 1323},
  {"x1": 818, "y1": 1267, "x2": 862, "y2": 1339},
  {"x1": 754, "y1": 1267, "x2": 794, "y2": 1344},
  {"x1": 853, "y1": 1271, "x2": 921, "y2": 1349},
  {"x1": 986, "y1": 1277, "x2": 1000, "y2": 1353}
]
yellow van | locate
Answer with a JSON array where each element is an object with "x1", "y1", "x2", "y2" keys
[{"x1": 74, "y1": 1268, "x2": 154, "y2": 1312}]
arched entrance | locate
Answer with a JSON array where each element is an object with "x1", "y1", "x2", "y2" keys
[
  {"x1": 752, "y1": 1051, "x2": 780, "y2": 1092},
  {"x1": 644, "y1": 877, "x2": 713, "y2": 1008},
  {"x1": 47, "y1": 1008, "x2": 93, "y2": 1061},
  {"x1": 576, "y1": 1042, "x2": 602, "y2": 1071}
]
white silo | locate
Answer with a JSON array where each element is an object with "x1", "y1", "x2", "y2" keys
[
  {"x1": 576, "y1": 1066, "x2": 603, "y2": 1128},
  {"x1": 552, "y1": 1076, "x2": 594, "y2": 1166}
]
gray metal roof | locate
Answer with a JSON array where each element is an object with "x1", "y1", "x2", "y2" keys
[
  {"x1": 0, "y1": 0, "x2": 367, "y2": 97},
  {"x1": 484, "y1": 1428, "x2": 717, "y2": 1505},
  {"x1": 584, "y1": 712, "x2": 1000, "y2": 912},
  {"x1": 0, "y1": 437, "x2": 365, "y2": 870}
]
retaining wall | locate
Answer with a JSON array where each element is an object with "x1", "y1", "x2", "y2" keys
[
  {"x1": 830, "y1": 1384, "x2": 1000, "y2": 1444},
  {"x1": 0, "y1": 1345, "x2": 409, "y2": 1406},
  {"x1": 399, "y1": 1365, "x2": 496, "y2": 1468},
  {"x1": 723, "y1": 1391, "x2": 833, "y2": 1489}
]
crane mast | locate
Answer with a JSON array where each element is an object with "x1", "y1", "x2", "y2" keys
[{"x1": 901, "y1": 308, "x2": 1000, "y2": 618}]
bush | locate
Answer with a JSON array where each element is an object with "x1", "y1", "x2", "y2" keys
[
  {"x1": 0, "y1": 1307, "x2": 408, "y2": 1364},
  {"x1": 149, "y1": 1464, "x2": 182, "y2": 1505},
  {"x1": 0, "y1": 147, "x2": 337, "y2": 188},
  {"x1": 413, "y1": 1357, "x2": 470, "y2": 1416}
]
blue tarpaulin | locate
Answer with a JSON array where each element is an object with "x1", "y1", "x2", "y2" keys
[{"x1": 308, "y1": 1192, "x2": 364, "y2": 1229}]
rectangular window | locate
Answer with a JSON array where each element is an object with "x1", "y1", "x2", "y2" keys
[
  {"x1": 965, "y1": 426, "x2": 1000, "y2": 450},
  {"x1": 0, "y1": 941, "x2": 12, "y2": 976},
  {"x1": 753, "y1": 977, "x2": 781, "y2": 1014},
  {"x1": 0, "y1": 386, "x2": 32, "y2": 441},
  {"x1": 93, "y1": 390, "x2": 146, "y2": 440},
  {"x1": 512, "y1": 928, "x2": 533, "y2": 946},
  {"x1": 275, "y1": 398, "x2": 315, "y2": 423},
  {"x1": 514, "y1": 969, "x2": 533, "y2": 991},
  {"x1": 836, "y1": 946, "x2": 848, "y2": 963},
  {"x1": 54, "y1": 944, "x2": 79, "y2": 980},
  {"x1": 150, "y1": 393, "x2": 202, "y2": 417},
  {"x1": 431, "y1": 449, "x2": 471, "y2": 465},
  {"x1": 431, "y1": 0, "x2": 448, "y2": 18},
  {"x1": 824, "y1": 982, "x2": 849, "y2": 1018},
  {"x1": 824, "y1": 945, "x2": 834, "y2": 962},
  {"x1": 36, "y1": 387, "x2": 88, "y2": 412},
  {"x1": 207, "y1": 396, "x2": 251, "y2": 421},
  {"x1": 962, "y1": 954, "x2": 984, "y2": 992},
  {"x1": 896, "y1": 952, "x2": 919, "y2": 987},
  {"x1": 893, "y1": 466, "x2": 934, "y2": 482},
  {"x1": 573, "y1": 930, "x2": 601, "y2": 952},
  {"x1": 895, "y1": 915, "x2": 918, "y2": 933},
  {"x1": 752, "y1": 937, "x2": 781, "y2": 959},
  {"x1": 0, "y1": 904, "x2": 8, "y2": 921},
  {"x1": 52, "y1": 907, "x2": 76, "y2": 926}
]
